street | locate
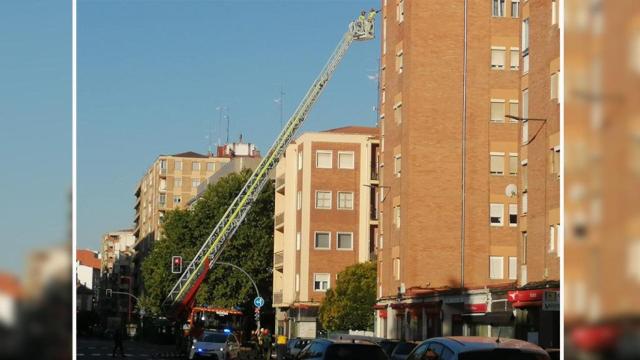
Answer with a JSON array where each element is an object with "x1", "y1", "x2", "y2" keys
[{"x1": 77, "y1": 338, "x2": 183, "y2": 359}]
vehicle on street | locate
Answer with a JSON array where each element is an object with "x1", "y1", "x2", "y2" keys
[
  {"x1": 285, "y1": 338, "x2": 311, "y2": 360},
  {"x1": 390, "y1": 341, "x2": 418, "y2": 360},
  {"x1": 377, "y1": 339, "x2": 400, "y2": 357},
  {"x1": 405, "y1": 337, "x2": 550, "y2": 360},
  {"x1": 189, "y1": 329, "x2": 241, "y2": 360},
  {"x1": 296, "y1": 338, "x2": 389, "y2": 360}
]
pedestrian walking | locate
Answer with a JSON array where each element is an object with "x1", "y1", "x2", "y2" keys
[{"x1": 112, "y1": 327, "x2": 125, "y2": 358}]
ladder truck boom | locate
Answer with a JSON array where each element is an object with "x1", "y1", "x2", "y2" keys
[{"x1": 162, "y1": 15, "x2": 375, "y2": 316}]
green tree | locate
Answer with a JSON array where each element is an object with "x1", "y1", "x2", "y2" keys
[
  {"x1": 141, "y1": 169, "x2": 274, "y2": 313},
  {"x1": 319, "y1": 261, "x2": 377, "y2": 332}
]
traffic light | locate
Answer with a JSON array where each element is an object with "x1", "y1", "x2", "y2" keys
[{"x1": 171, "y1": 256, "x2": 183, "y2": 273}]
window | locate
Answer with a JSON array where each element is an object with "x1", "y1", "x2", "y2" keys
[
  {"x1": 552, "y1": 146, "x2": 561, "y2": 176},
  {"x1": 509, "y1": 204, "x2": 518, "y2": 226},
  {"x1": 313, "y1": 273, "x2": 330, "y2": 292},
  {"x1": 316, "y1": 151, "x2": 332, "y2": 169},
  {"x1": 173, "y1": 195, "x2": 182, "y2": 205},
  {"x1": 549, "y1": 225, "x2": 556, "y2": 253},
  {"x1": 175, "y1": 160, "x2": 182, "y2": 171},
  {"x1": 159, "y1": 159, "x2": 167, "y2": 169},
  {"x1": 192, "y1": 179, "x2": 200, "y2": 188},
  {"x1": 393, "y1": 258, "x2": 400, "y2": 280},
  {"x1": 337, "y1": 233, "x2": 353, "y2": 250},
  {"x1": 159, "y1": 194, "x2": 166, "y2": 205},
  {"x1": 383, "y1": 18, "x2": 387, "y2": 54},
  {"x1": 509, "y1": 101, "x2": 519, "y2": 121},
  {"x1": 175, "y1": 178, "x2": 182, "y2": 189},
  {"x1": 510, "y1": 48, "x2": 520, "y2": 70},
  {"x1": 396, "y1": 0, "x2": 404, "y2": 23},
  {"x1": 522, "y1": 161, "x2": 528, "y2": 190},
  {"x1": 490, "y1": 152, "x2": 505, "y2": 175},
  {"x1": 493, "y1": 0, "x2": 506, "y2": 17},
  {"x1": 551, "y1": 0, "x2": 558, "y2": 25},
  {"x1": 509, "y1": 257, "x2": 518, "y2": 280},
  {"x1": 523, "y1": 120, "x2": 529, "y2": 144},
  {"x1": 338, "y1": 152, "x2": 355, "y2": 169},
  {"x1": 521, "y1": 193, "x2": 528, "y2": 214},
  {"x1": 521, "y1": 232, "x2": 528, "y2": 264},
  {"x1": 491, "y1": 100, "x2": 505, "y2": 122},
  {"x1": 394, "y1": 154, "x2": 402, "y2": 177},
  {"x1": 394, "y1": 102, "x2": 402, "y2": 124},
  {"x1": 396, "y1": 49, "x2": 404, "y2": 73},
  {"x1": 297, "y1": 151, "x2": 303, "y2": 170},
  {"x1": 206, "y1": 162, "x2": 215, "y2": 171},
  {"x1": 159, "y1": 178, "x2": 167, "y2": 191},
  {"x1": 379, "y1": 235, "x2": 384, "y2": 249},
  {"x1": 296, "y1": 232, "x2": 301, "y2": 251},
  {"x1": 394, "y1": 205, "x2": 401, "y2": 228},
  {"x1": 491, "y1": 48, "x2": 506, "y2": 69},
  {"x1": 511, "y1": 0, "x2": 520, "y2": 18},
  {"x1": 550, "y1": 72, "x2": 559, "y2": 100},
  {"x1": 509, "y1": 153, "x2": 518, "y2": 175},
  {"x1": 522, "y1": 19, "x2": 530, "y2": 72},
  {"x1": 315, "y1": 191, "x2": 332, "y2": 209},
  {"x1": 490, "y1": 256, "x2": 504, "y2": 279},
  {"x1": 295, "y1": 273, "x2": 300, "y2": 292},
  {"x1": 337, "y1": 192, "x2": 354, "y2": 210},
  {"x1": 490, "y1": 203, "x2": 504, "y2": 226},
  {"x1": 314, "y1": 232, "x2": 330, "y2": 249},
  {"x1": 296, "y1": 191, "x2": 302, "y2": 210},
  {"x1": 192, "y1": 162, "x2": 200, "y2": 171}
]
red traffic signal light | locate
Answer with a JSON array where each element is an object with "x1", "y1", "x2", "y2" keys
[{"x1": 171, "y1": 256, "x2": 183, "y2": 273}]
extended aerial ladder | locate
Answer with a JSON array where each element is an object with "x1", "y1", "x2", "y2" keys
[{"x1": 162, "y1": 14, "x2": 376, "y2": 318}]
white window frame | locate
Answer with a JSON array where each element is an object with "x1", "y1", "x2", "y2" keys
[
  {"x1": 509, "y1": 153, "x2": 519, "y2": 175},
  {"x1": 192, "y1": 162, "x2": 200, "y2": 171},
  {"x1": 175, "y1": 160, "x2": 183, "y2": 171},
  {"x1": 550, "y1": 72, "x2": 559, "y2": 100},
  {"x1": 490, "y1": 99, "x2": 506, "y2": 122},
  {"x1": 549, "y1": 225, "x2": 556, "y2": 253},
  {"x1": 509, "y1": 203, "x2": 518, "y2": 226},
  {"x1": 396, "y1": 49, "x2": 404, "y2": 74},
  {"x1": 296, "y1": 232, "x2": 301, "y2": 251},
  {"x1": 315, "y1": 190, "x2": 332, "y2": 209},
  {"x1": 396, "y1": 0, "x2": 404, "y2": 23},
  {"x1": 510, "y1": 47, "x2": 520, "y2": 70},
  {"x1": 337, "y1": 191, "x2": 354, "y2": 210},
  {"x1": 551, "y1": 0, "x2": 558, "y2": 25},
  {"x1": 394, "y1": 205, "x2": 401, "y2": 228},
  {"x1": 394, "y1": 154, "x2": 402, "y2": 177},
  {"x1": 191, "y1": 178, "x2": 200, "y2": 188},
  {"x1": 490, "y1": 203, "x2": 505, "y2": 226},
  {"x1": 509, "y1": 256, "x2": 518, "y2": 280},
  {"x1": 295, "y1": 273, "x2": 300, "y2": 292},
  {"x1": 313, "y1": 273, "x2": 330, "y2": 292},
  {"x1": 297, "y1": 151, "x2": 303, "y2": 170},
  {"x1": 206, "y1": 162, "x2": 215, "y2": 172},
  {"x1": 336, "y1": 232, "x2": 354, "y2": 250},
  {"x1": 394, "y1": 101, "x2": 402, "y2": 124},
  {"x1": 296, "y1": 191, "x2": 302, "y2": 210},
  {"x1": 338, "y1": 151, "x2": 355, "y2": 169},
  {"x1": 490, "y1": 152, "x2": 505, "y2": 175},
  {"x1": 490, "y1": 256, "x2": 505, "y2": 279},
  {"x1": 314, "y1": 231, "x2": 331, "y2": 250},
  {"x1": 315, "y1": 150, "x2": 333, "y2": 169},
  {"x1": 159, "y1": 194, "x2": 166, "y2": 205},
  {"x1": 393, "y1": 258, "x2": 401, "y2": 280},
  {"x1": 521, "y1": 193, "x2": 528, "y2": 215},
  {"x1": 491, "y1": 47, "x2": 506, "y2": 70},
  {"x1": 511, "y1": 0, "x2": 520, "y2": 18},
  {"x1": 509, "y1": 100, "x2": 519, "y2": 121},
  {"x1": 493, "y1": 0, "x2": 506, "y2": 17}
]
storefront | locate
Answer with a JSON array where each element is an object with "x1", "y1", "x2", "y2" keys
[{"x1": 508, "y1": 287, "x2": 560, "y2": 348}]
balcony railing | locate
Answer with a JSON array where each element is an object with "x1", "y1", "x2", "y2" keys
[
  {"x1": 273, "y1": 291, "x2": 283, "y2": 305},
  {"x1": 275, "y1": 175, "x2": 285, "y2": 194},
  {"x1": 274, "y1": 251, "x2": 284, "y2": 270},
  {"x1": 274, "y1": 212, "x2": 285, "y2": 231}
]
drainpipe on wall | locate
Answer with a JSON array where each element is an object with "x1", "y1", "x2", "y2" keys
[{"x1": 460, "y1": 0, "x2": 469, "y2": 289}]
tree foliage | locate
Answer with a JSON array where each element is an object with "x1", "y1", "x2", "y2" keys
[
  {"x1": 141, "y1": 169, "x2": 274, "y2": 313},
  {"x1": 319, "y1": 261, "x2": 376, "y2": 332}
]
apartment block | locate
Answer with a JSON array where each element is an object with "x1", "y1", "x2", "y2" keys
[
  {"x1": 99, "y1": 230, "x2": 136, "y2": 321},
  {"x1": 272, "y1": 126, "x2": 380, "y2": 338},
  {"x1": 374, "y1": 0, "x2": 558, "y2": 348}
]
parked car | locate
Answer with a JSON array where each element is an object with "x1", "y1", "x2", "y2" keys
[
  {"x1": 296, "y1": 338, "x2": 389, "y2": 360},
  {"x1": 283, "y1": 338, "x2": 310, "y2": 360},
  {"x1": 405, "y1": 337, "x2": 550, "y2": 360},
  {"x1": 390, "y1": 341, "x2": 418, "y2": 360},
  {"x1": 377, "y1": 339, "x2": 401, "y2": 357},
  {"x1": 189, "y1": 329, "x2": 241, "y2": 360}
]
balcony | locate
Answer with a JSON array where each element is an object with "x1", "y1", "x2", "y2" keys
[
  {"x1": 159, "y1": 168, "x2": 167, "y2": 177},
  {"x1": 370, "y1": 171, "x2": 380, "y2": 183},
  {"x1": 275, "y1": 175, "x2": 285, "y2": 194},
  {"x1": 273, "y1": 291, "x2": 283, "y2": 306},
  {"x1": 273, "y1": 251, "x2": 284, "y2": 270},
  {"x1": 274, "y1": 212, "x2": 285, "y2": 232}
]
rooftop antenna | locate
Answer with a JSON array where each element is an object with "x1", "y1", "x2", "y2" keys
[{"x1": 225, "y1": 108, "x2": 230, "y2": 144}]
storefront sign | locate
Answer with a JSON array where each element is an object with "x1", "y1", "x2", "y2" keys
[
  {"x1": 507, "y1": 289, "x2": 545, "y2": 303},
  {"x1": 464, "y1": 303, "x2": 488, "y2": 313}
]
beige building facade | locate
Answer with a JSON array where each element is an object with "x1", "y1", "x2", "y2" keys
[{"x1": 272, "y1": 126, "x2": 379, "y2": 338}]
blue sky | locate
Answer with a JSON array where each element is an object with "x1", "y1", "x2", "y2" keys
[
  {"x1": 0, "y1": 1, "x2": 71, "y2": 276},
  {"x1": 78, "y1": 0, "x2": 380, "y2": 250}
]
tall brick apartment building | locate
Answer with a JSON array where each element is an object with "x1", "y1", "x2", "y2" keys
[
  {"x1": 272, "y1": 126, "x2": 380, "y2": 338},
  {"x1": 374, "y1": 0, "x2": 559, "y2": 348}
]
